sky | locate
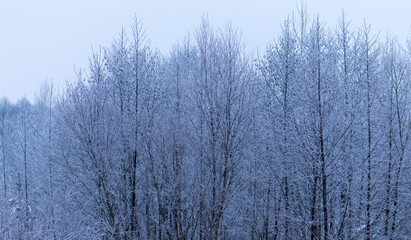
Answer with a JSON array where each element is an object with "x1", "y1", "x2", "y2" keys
[{"x1": 0, "y1": 0, "x2": 410, "y2": 103}]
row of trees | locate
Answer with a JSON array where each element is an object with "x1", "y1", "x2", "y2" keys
[{"x1": 0, "y1": 11, "x2": 410, "y2": 240}]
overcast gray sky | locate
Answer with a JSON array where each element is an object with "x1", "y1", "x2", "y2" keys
[{"x1": 1, "y1": 0, "x2": 410, "y2": 103}]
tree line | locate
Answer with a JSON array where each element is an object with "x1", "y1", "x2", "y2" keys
[{"x1": 0, "y1": 10, "x2": 410, "y2": 240}]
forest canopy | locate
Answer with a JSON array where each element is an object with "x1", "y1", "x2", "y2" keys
[{"x1": 0, "y1": 8, "x2": 410, "y2": 240}]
